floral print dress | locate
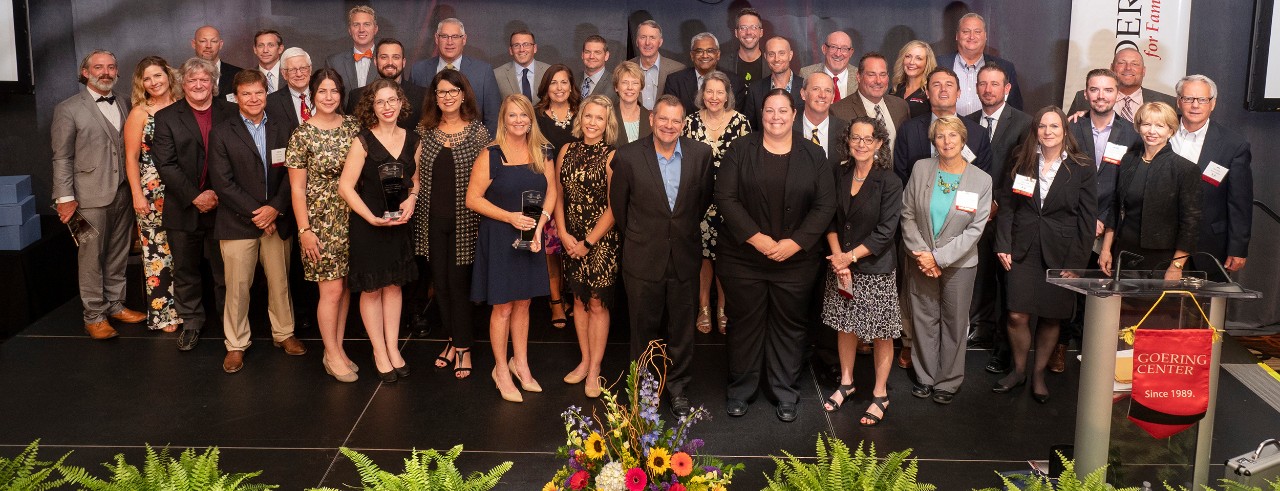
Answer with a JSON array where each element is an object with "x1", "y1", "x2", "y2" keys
[
  {"x1": 137, "y1": 114, "x2": 180, "y2": 329},
  {"x1": 682, "y1": 110, "x2": 752, "y2": 259}
]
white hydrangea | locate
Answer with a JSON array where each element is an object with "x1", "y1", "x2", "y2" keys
[{"x1": 597, "y1": 461, "x2": 627, "y2": 491}]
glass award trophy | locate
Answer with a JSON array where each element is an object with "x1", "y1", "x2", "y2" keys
[
  {"x1": 378, "y1": 160, "x2": 406, "y2": 220},
  {"x1": 513, "y1": 190, "x2": 544, "y2": 251}
]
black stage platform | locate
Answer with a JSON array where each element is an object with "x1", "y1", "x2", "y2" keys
[{"x1": 1, "y1": 299, "x2": 1276, "y2": 489}]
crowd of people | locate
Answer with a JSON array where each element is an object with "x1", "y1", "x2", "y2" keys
[{"x1": 52, "y1": 6, "x2": 1253, "y2": 425}]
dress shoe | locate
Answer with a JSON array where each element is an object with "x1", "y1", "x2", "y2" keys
[
  {"x1": 931, "y1": 390, "x2": 956, "y2": 405},
  {"x1": 108, "y1": 308, "x2": 146, "y2": 324},
  {"x1": 222, "y1": 351, "x2": 245, "y2": 373},
  {"x1": 492, "y1": 367, "x2": 523, "y2": 403},
  {"x1": 725, "y1": 398, "x2": 748, "y2": 417},
  {"x1": 323, "y1": 357, "x2": 358, "y2": 383},
  {"x1": 991, "y1": 375, "x2": 1026, "y2": 394},
  {"x1": 84, "y1": 321, "x2": 118, "y2": 340},
  {"x1": 563, "y1": 370, "x2": 587, "y2": 385},
  {"x1": 985, "y1": 354, "x2": 1011, "y2": 374},
  {"x1": 393, "y1": 362, "x2": 410, "y2": 378},
  {"x1": 1049, "y1": 344, "x2": 1067, "y2": 373},
  {"x1": 776, "y1": 402, "x2": 798, "y2": 422},
  {"x1": 911, "y1": 382, "x2": 933, "y2": 399},
  {"x1": 508, "y1": 358, "x2": 542, "y2": 392},
  {"x1": 1032, "y1": 391, "x2": 1050, "y2": 404},
  {"x1": 670, "y1": 396, "x2": 692, "y2": 418},
  {"x1": 897, "y1": 346, "x2": 913, "y2": 369},
  {"x1": 966, "y1": 332, "x2": 993, "y2": 349},
  {"x1": 584, "y1": 382, "x2": 602, "y2": 398},
  {"x1": 176, "y1": 329, "x2": 200, "y2": 351},
  {"x1": 273, "y1": 335, "x2": 307, "y2": 355},
  {"x1": 377, "y1": 369, "x2": 398, "y2": 383}
]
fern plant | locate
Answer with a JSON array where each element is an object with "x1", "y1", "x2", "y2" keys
[
  {"x1": 0, "y1": 439, "x2": 73, "y2": 490},
  {"x1": 60, "y1": 445, "x2": 278, "y2": 490},
  {"x1": 1163, "y1": 476, "x2": 1280, "y2": 490},
  {"x1": 762, "y1": 433, "x2": 936, "y2": 490},
  {"x1": 976, "y1": 452, "x2": 1139, "y2": 491},
  {"x1": 310, "y1": 445, "x2": 512, "y2": 491}
]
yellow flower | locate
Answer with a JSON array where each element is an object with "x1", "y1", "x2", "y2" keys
[
  {"x1": 646, "y1": 447, "x2": 671, "y2": 475},
  {"x1": 584, "y1": 432, "x2": 606, "y2": 459},
  {"x1": 542, "y1": 481, "x2": 556, "y2": 491}
]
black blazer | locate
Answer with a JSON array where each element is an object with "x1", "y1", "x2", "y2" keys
[
  {"x1": 893, "y1": 113, "x2": 994, "y2": 183},
  {"x1": 741, "y1": 73, "x2": 803, "y2": 130},
  {"x1": 793, "y1": 115, "x2": 849, "y2": 161},
  {"x1": 714, "y1": 132, "x2": 836, "y2": 271},
  {"x1": 346, "y1": 80, "x2": 427, "y2": 131},
  {"x1": 935, "y1": 52, "x2": 1023, "y2": 110},
  {"x1": 152, "y1": 99, "x2": 238, "y2": 232},
  {"x1": 965, "y1": 105, "x2": 1032, "y2": 189},
  {"x1": 207, "y1": 113, "x2": 294, "y2": 241},
  {"x1": 609, "y1": 135, "x2": 714, "y2": 282},
  {"x1": 1111, "y1": 145, "x2": 1202, "y2": 252},
  {"x1": 265, "y1": 88, "x2": 302, "y2": 134},
  {"x1": 1190, "y1": 121, "x2": 1252, "y2": 259},
  {"x1": 829, "y1": 163, "x2": 902, "y2": 274},
  {"x1": 662, "y1": 67, "x2": 739, "y2": 117},
  {"x1": 1066, "y1": 87, "x2": 1178, "y2": 117},
  {"x1": 1069, "y1": 113, "x2": 1139, "y2": 224},
  {"x1": 995, "y1": 154, "x2": 1097, "y2": 270},
  {"x1": 611, "y1": 100, "x2": 651, "y2": 144},
  {"x1": 216, "y1": 62, "x2": 244, "y2": 99}
]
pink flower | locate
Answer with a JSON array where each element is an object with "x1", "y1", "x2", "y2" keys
[
  {"x1": 670, "y1": 484, "x2": 687, "y2": 491},
  {"x1": 569, "y1": 470, "x2": 590, "y2": 490},
  {"x1": 625, "y1": 467, "x2": 647, "y2": 491}
]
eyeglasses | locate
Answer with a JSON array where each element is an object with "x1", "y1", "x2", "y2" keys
[
  {"x1": 824, "y1": 44, "x2": 853, "y2": 54},
  {"x1": 374, "y1": 97, "x2": 401, "y2": 108},
  {"x1": 283, "y1": 66, "x2": 312, "y2": 75},
  {"x1": 437, "y1": 34, "x2": 464, "y2": 41},
  {"x1": 435, "y1": 88, "x2": 462, "y2": 98},
  {"x1": 735, "y1": 25, "x2": 762, "y2": 32},
  {"x1": 1179, "y1": 96, "x2": 1214, "y2": 105},
  {"x1": 848, "y1": 136, "x2": 879, "y2": 146},
  {"x1": 510, "y1": 42, "x2": 534, "y2": 49},
  {"x1": 692, "y1": 48, "x2": 719, "y2": 56}
]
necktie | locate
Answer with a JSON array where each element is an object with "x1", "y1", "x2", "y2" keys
[
  {"x1": 353, "y1": 50, "x2": 372, "y2": 61},
  {"x1": 96, "y1": 95, "x2": 116, "y2": 104},
  {"x1": 1120, "y1": 96, "x2": 1135, "y2": 121},
  {"x1": 445, "y1": 63, "x2": 456, "y2": 71},
  {"x1": 811, "y1": 127, "x2": 821, "y2": 146},
  {"x1": 832, "y1": 76, "x2": 841, "y2": 102},
  {"x1": 299, "y1": 94, "x2": 311, "y2": 122},
  {"x1": 581, "y1": 76, "x2": 593, "y2": 98},
  {"x1": 266, "y1": 72, "x2": 275, "y2": 93},
  {"x1": 985, "y1": 116, "x2": 996, "y2": 141},
  {"x1": 521, "y1": 68, "x2": 532, "y2": 100},
  {"x1": 873, "y1": 105, "x2": 884, "y2": 124}
]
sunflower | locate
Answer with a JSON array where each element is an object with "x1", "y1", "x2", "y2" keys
[
  {"x1": 646, "y1": 447, "x2": 670, "y2": 474},
  {"x1": 584, "y1": 432, "x2": 607, "y2": 459},
  {"x1": 670, "y1": 451, "x2": 693, "y2": 477}
]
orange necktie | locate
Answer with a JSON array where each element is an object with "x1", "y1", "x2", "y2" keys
[{"x1": 353, "y1": 50, "x2": 373, "y2": 62}]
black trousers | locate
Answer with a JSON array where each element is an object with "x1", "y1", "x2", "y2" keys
[
  {"x1": 625, "y1": 262, "x2": 698, "y2": 397},
  {"x1": 722, "y1": 259, "x2": 820, "y2": 405},
  {"x1": 970, "y1": 226, "x2": 1003, "y2": 338},
  {"x1": 428, "y1": 222, "x2": 475, "y2": 349},
  {"x1": 166, "y1": 220, "x2": 225, "y2": 333}
]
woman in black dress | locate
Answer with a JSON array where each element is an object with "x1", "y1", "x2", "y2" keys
[
  {"x1": 994, "y1": 107, "x2": 1096, "y2": 403},
  {"x1": 338, "y1": 79, "x2": 420, "y2": 383},
  {"x1": 534, "y1": 64, "x2": 581, "y2": 329},
  {"x1": 889, "y1": 40, "x2": 936, "y2": 120}
]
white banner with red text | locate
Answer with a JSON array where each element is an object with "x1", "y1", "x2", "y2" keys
[{"x1": 1062, "y1": 0, "x2": 1193, "y2": 105}]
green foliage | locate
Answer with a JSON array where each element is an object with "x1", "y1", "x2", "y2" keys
[
  {"x1": 60, "y1": 445, "x2": 277, "y2": 490},
  {"x1": 1162, "y1": 476, "x2": 1280, "y2": 490},
  {"x1": 975, "y1": 452, "x2": 1138, "y2": 491},
  {"x1": 309, "y1": 445, "x2": 512, "y2": 491},
  {"x1": 0, "y1": 439, "x2": 73, "y2": 490},
  {"x1": 762, "y1": 434, "x2": 935, "y2": 490}
]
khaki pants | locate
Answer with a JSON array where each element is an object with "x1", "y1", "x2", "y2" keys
[{"x1": 221, "y1": 233, "x2": 294, "y2": 351}]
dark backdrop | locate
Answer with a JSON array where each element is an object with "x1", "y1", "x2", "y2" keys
[{"x1": 2, "y1": 0, "x2": 1276, "y2": 328}]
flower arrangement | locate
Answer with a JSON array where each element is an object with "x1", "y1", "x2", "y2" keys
[{"x1": 547, "y1": 342, "x2": 741, "y2": 491}]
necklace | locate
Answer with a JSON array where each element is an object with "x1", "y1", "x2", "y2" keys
[
  {"x1": 431, "y1": 126, "x2": 467, "y2": 147},
  {"x1": 549, "y1": 107, "x2": 572, "y2": 129},
  {"x1": 937, "y1": 172, "x2": 960, "y2": 194}
]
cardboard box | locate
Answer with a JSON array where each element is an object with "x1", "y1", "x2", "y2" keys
[
  {"x1": 0, "y1": 195, "x2": 35, "y2": 226},
  {"x1": 0, "y1": 176, "x2": 33, "y2": 204},
  {"x1": 0, "y1": 213, "x2": 41, "y2": 250}
]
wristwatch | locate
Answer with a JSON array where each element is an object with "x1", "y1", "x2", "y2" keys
[
  {"x1": 584, "y1": 238, "x2": 595, "y2": 248},
  {"x1": 1172, "y1": 261, "x2": 1185, "y2": 269}
]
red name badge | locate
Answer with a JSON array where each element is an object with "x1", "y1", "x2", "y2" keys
[
  {"x1": 1201, "y1": 161, "x2": 1228, "y2": 186},
  {"x1": 1011, "y1": 174, "x2": 1035, "y2": 197},
  {"x1": 954, "y1": 190, "x2": 978, "y2": 213},
  {"x1": 1103, "y1": 142, "x2": 1126, "y2": 165}
]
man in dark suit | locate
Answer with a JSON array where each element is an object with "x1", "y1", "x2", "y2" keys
[
  {"x1": 153, "y1": 57, "x2": 238, "y2": 351},
  {"x1": 346, "y1": 39, "x2": 425, "y2": 130},
  {"x1": 743, "y1": 36, "x2": 802, "y2": 130},
  {"x1": 935, "y1": 13, "x2": 1023, "y2": 114},
  {"x1": 663, "y1": 32, "x2": 738, "y2": 117},
  {"x1": 50, "y1": 49, "x2": 144, "y2": 339},
  {"x1": 1170, "y1": 74, "x2": 1252, "y2": 280},
  {"x1": 829, "y1": 52, "x2": 910, "y2": 149},
  {"x1": 207, "y1": 70, "x2": 302, "y2": 373},
  {"x1": 1066, "y1": 47, "x2": 1177, "y2": 121},
  {"x1": 795, "y1": 73, "x2": 847, "y2": 160},
  {"x1": 325, "y1": 5, "x2": 379, "y2": 96},
  {"x1": 265, "y1": 47, "x2": 313, "y2": 134},
  {"x1": 192, "y1": 26, "x2": 242, "y2": 101},
  {"x1": 580, "y1": 35, "x2": 614, "y2": 99},
  {"x1": 409, "y1": 18, "x2": 500, "y2": 136},
  {"x1": 893, "y1": 67, "x2": 994, "y2": 183},
  {"x1": 609, "y1": 95, "x2": 714, "y2": 418},
  {"x1": 629, "y1": 20, "x2": 686, "y2": 110}
]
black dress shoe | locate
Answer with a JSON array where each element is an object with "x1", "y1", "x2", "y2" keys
[
  {"x1": 776, "y1": 402, "x2": 798, "y2": 422},
  {"x1": 177, "y1": 329, "x2": 200, "y2": 351},
  {"x1": 1032, "y1": 391, "x2": 1050, "y2": 404},
  {"x1": 911, "y1": 382, "x2": 933, "y2": 398},
  {"x1": 966, "y1": 332, "x2": 993, "y2": 349},
  {"x1": 932, "y1": 390, "x2": 956, "y2": 404},
  {"x1": 985, "y1": 354, "x2": 1011, "y2": 374},
  {"x1": 992, "y1": 376, "x2": 1026, "y2": 394},
  {"x1": 393, "y1": 363, "x2": 410, "y2": 378},
  {"x1": 378, "y1": 369, "x2": 398, "y2": 383},
  {"x1": 725, "y1": 399, "x2": 748, "y2": 417},
  {"x1": 671, "y1": 396, "x2": 692, "y2": 418}
]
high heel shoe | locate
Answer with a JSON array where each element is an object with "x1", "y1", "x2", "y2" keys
[
  {"x1": 378, "y1": 368, "x2": 398, "y2": 383},
  {"x1": 435, "y1": 341, "x2": 455, "y2": 369},
  {"x1": 453, "y1": 349, "x2": 472, "y2": 380},
  {"x1": 696, "y1": 306, "x2": 712, "y2": 334},
  {"x1": 492, "y1": 367, "x2": 523, "y2": 403},
  {"x1": 508, "y1": 358, "x2": 543, "y2": 392},
  {"x1": 1032, "y1": 391, "x2": 1050, "y2": 404},
  {"x1": 323, "y1": 357, "x2": 358, "y2": 383},
  {"x1": 717, "y1": 307, "x2": 728, "y2": 335},
  {"x1": 549, "y1": 299, "x2": 568, "y2": 328}
]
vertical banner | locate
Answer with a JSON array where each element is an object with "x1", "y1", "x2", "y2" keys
[
  {"x1": 1127, "y1": 328, "x2": 1212, "y2": 439},
  {"x1": 1062, "y1": 0, "x2": 1194, "y2": 106}
]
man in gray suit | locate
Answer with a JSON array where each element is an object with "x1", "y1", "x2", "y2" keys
[
  {"x1": 629, "y1": 20, "x2": 686, "y2": 110},
  {"x1": 799, "y1": 31, "x2": 855, "y2": 104},
  {"x1": 795, "y1": 73, "x2": 847, "y2": 160},
  {"x1": 580, "y1": 35, "x2": 614, "y2": 99},
  {"x1": 51, "y1": 49, "x2": 145, "y2": 339},
  {"x1": 495, "y1": 30, "x2": 550, "y2": 104},
  {"x1": 1066, "y1": 47, "x2": 1177, "y2": 121},
  {"x1": 325, "y1": 5, "x2": 379, "y2": 96}
]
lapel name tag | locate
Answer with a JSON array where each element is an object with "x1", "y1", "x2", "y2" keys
[
  {"x1": 954, "y1": 190, "x2": 979, "y2": 213},
  {"x1": 1103, "y1": 142, "x2": 1126, "y2": 165},
  {"x1": 271, "y1": 148, "x2": 286, "y2": 167},
  {"x1": 1201, "y1": 161, "x2": 1228, "y2": 186},
  {"x1": 1011, "y1": 174, "x2": 1035, "y2": 197},
  {"x1": 961, "y1": 145, "x2": 977, "y2": 163}
]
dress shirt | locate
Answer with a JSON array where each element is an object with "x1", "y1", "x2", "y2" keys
[
  {"x1": 1036, "y1": 148, "x2": 1065, "y2": 205},
  {"x1": 436, "y1": 57, "x2": 462, "y2": 74},
  {"x1": 1117, "y1": 90, "x2": 1144, "y2": 121},
  {"x1": 583, "y1": 68, "x2": 604, "y2": 96},
  {"x1": 1170, "y1": 119, "x2": 1210, "y2": 164},
  {"x1": 640, "y1": 57, "x2": 661, "y2": 110},
  {"x1": 802, "y1": 114, "x2": 831, "y2": 158},
  {"x1": 88, "y1": 86, "x2": 121, "y2": 131},
  {"x1": 353, "y1": 47, "x2": 372, "y2": 87},
  {"x1": 978, "y1": 103, "x2": 1005, "y2": 141},
  {"x1": 1090, "y1": 112, "x2": 1116, "y2": 169},
  {"x1": 241, "y1": 113, "x2": 269, "y2": 182},
  {"x1": 514, "y1": 60, "x2": 536, "y2": 98},
  {"x1": 858, "y1": 92, "x2": 896, "y2": 146},
  {"x1": 656, "y1": 140, "x2": 683, "y2": 210},
  {"x1": 289, "y1": 87, "x2": 311, "y2": 122},
  {"x1": 259, "y1": 62, "x2": 281, "y2": 93},
  {"x1": 823, "y1": 67, "x2": 849, "y2": 100},
  {"x1": 952, "y1": 54, "x2": 983, "y2": 116}
]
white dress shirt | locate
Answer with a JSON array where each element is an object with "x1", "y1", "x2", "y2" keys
[
  {"x1": 858, "y1": 92, "x2": 897, "y2": 147},
  {"x1": 88, "y1": 86, "x2": 121, "y2": 131},
  {"x1": 353, "y1": 47, "x2": 372, "y2": 87},
  {"x1": 259, "y1": 62, "x2": 281, "y2": 93},
  {"x1": 823, "y1": 67, "x2": 850, "y2": 100},
  {"x1": 436, "y1": 57, "x2": 462, "y2": 74},
  {"x1": 289, "y1": 87, "x2": 311, "y2": 122},
  {"x1": 803, "y1": 114, "x2": 831, "y2": 158},
  {"x1": 1170, "y1": 119, "x2": 1210, "y2": 164},
  {"x1": 978, "y1": 103, "x2": 1006, "y2": 141},
  {"x1": 1037, "y1": 148, "x2": 1065, "y2": 206}
]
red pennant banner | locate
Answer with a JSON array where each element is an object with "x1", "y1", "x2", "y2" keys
[{"x1": 1127, "y1": 328, "x2": 1212, "y2": 439}]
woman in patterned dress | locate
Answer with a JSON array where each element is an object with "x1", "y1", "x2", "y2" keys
[
  {"x1": 682, "y1": 70, "x2": 751, "y2": 334},
  {"x1": 534, "y1": 64, "x2": 581, "y2": 329},
  {"x1": 123, "y1": 56, "x2": 182, "y2": 332},
  {"x1": 286, "y1": 68, "x2": 361, "y2": 383},
  {"x1": 554, "y1": 95, "x2": 618, "y2": 398}
]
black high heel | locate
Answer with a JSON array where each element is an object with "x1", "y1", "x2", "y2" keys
[
  {"x1": 453, "y1": 349, "x2": 472, "y2": 379},
  {"x1": 549, "y1": 299, "x2": 568, "y2": 328},
  {"x1": 1032, "y1": 391, "x2": 1050, "y2": 404},
  {"x1": 435, "y1": 341, "x2": 455, "y2": 369},
  {"x1": 378, "y1": 369, "x2": 398, "y2": 383}
]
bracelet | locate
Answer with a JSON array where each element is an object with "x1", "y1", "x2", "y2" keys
[
  {"x1": 300, "y1": 227, "x2": 312, "y2": 235},
  {"x1": 847, "y1": 251, "x2": 858, "y2": 263},
  {"x1": 541, "y1": 210, "x2": 552, "y2": 220},
  {"x1": 584, "y1": 238, "x2": 594, "y2": 248},
  {"x1": 1172, "y1": 261, "x2": 1184, "y2": 270}
]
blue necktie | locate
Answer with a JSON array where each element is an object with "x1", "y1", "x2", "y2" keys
[{"x1": 521, "y1": 68, "x2": 532, "y2": 101}]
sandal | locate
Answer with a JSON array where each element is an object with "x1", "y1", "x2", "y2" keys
[
  {"x1": 435, "y1": 341, "x2": 455, "y2": 369},
  {"x1": 823, "y1": 384, "x2": 856, "y2": 412},
  {"x1": 696, "y1": 306, "x2": 712, "y2": 334},
  {"x1": 549, "y1": 299, "x2": 568, "y2": 328},
  {"x1": 717, "y1": 307, "x2": 728, "y2": 335},
  {"x1": 453, "y1": 348, "x2": 471, "y2": 379},
  {"x1": 861, "y1": 395, "x2": 890, "y2": 427}
]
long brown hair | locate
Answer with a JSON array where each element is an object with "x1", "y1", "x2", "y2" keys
[
  {"x1": 1008, "y1": 106, "x2": 1090, "y2": 182},
  {"x1": 419, "y1": 68, "x2": 478, "y2": 130},
  {"x1": 533, "y1": 64, "x2": 581, "y2": 116},
  {"x1": 130, "y1": 56, "x2": 182, "y2": 107}
]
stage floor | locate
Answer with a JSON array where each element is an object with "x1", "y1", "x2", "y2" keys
[{"x1": 1, "y1": 299, "x2": 1275, "y2": 489}]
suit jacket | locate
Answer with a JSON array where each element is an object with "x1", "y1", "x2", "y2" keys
[
  {"x1": 609, "y1": 135, "x2": 713, "y2": 282},
  {"x1": 1111, "y1": 145, "x2": 1202, "y2": 252},
  {"x1": 216, "y1": 61, "x2": 244, "y2": 99},
  {"x1": 1066, "y1": 87, "x2": 1178, "y2": 118},
  {"x1": 830, "y1": 164, "x2": 902, "y2": 274},
  {"x1": 661, "y1": 67, "x2": 739, "y2": 117},
  {"x1": 628, "y1": 55, "x2": 685, "y2": 103},
  {"x1": 1189, "y1": 120, "x2": 1252, "y2": 259},
  {"x1": 494, "y1": 60, "x2": 550, "y2": 104},
  {"x1": 900, "y1": 157, "x2": 993, "y2": 269},
  {"x1": 742, "y1": 72, "x2": 802, "y2": 130},
  {"x1": 966, "y1": 104, "x2": 1032, "y2": 189},
  {"x1": 152, "y1": 99, "x2": 238, "y2": 231},
  {"x1": 1069, "y1": 112, "x2": 1139, "y2": 224},
  {"x1": 409, "y1": 56, "x2": 500, "y2": 136},
  {"x1": 893, "y1": 113, "x2": 994, "y2": 183},
  {"x1": 935, "y1": 52, "x2": 1023, "y2": 110},
  {"x1": 995, "y1": 154, "x2": 1097, "y2": 270},
  {"x1": 325, "y1": 50, "x2": 378, "y2": 95},
  {"x1": 206, "y1": 113, "x2": 294, "y2": 240},
  {"x1": 265, "y1": 88, "x2": 303, "y2": 134},
  {"x1": 611, "y1": 100, "x2": 651, "y2": 144},
  {"x1": 829, "y1": 92, "x2": 910, "y2": 133},
  {"x1": 583, "y1": 66, "x2": 616, "y2": 99},
  {"x1": 345, "y1": 80, "x2": 427, "y2": 131},
  {"x1": 798, "y1": 63, "x2": 857, "y2": 85},
  {"x1": 50, "y1": 89, "x2": 130, "y2": 208},
  {"x1": 794, "y1": 114, "x2": 848, "y2": 161},
  {"x1": 714, "y1": 132, "x2": 837, "y2": 272}
]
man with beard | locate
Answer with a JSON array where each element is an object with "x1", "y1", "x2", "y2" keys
[
  {"x1": 719, "y1": 8, "x2": 765, "y2": 110},
  {"x1": 51, "y1": 49, "x2": 145, "y2": 339},
  {"x1": 346, "y1": 38, "x2": 425, "y2": 129},
  {"x1": 1067, "y1": 47, "x2": 1177, "y2": 121},
  {"x1": 663, "y1": 32, "x2": 738, "y2": 116}
]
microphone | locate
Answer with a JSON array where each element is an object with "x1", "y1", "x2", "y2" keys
[
  {"x1": 1152, "y1": 252, "x2": 1243, "y2": 293},
  {"x1": 1110, "y1": 250, "x2": 1146, "y2": 291}
]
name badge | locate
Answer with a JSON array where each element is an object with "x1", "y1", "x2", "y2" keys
[
  {"x1": 961, "y1": 145, "x2": 977, "y2": 163},
  {"x1": 1202, "y1": 161, "x2": 1228, "y2": 186},
  {"x1": 271, "y1": 148, "x2": 286, "y2": 167},
  {"x1": 1103, "y1": 142, "x2": 1126, "y2": 165},
  {"x1": 225, "y1": 93, "x2": 237, "y2": 104},
  {"x1": 954, "y1": 190, "x2": 979, "y2": 213},
  {"x1": 1011, "y1": 174, "x2": 1036, "y2": 197}
]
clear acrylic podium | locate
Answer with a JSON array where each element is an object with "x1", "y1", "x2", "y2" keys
[{"x1": 1047, "y1": 269, "x2": 1260, "y2": 487}]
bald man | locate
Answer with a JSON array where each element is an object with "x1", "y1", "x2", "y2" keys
[
  {"x1": 192, "y1": 25, "x2": 243, "y2": 98},
  {"x1": 1066, "y1": 47, "x2": 1177, "y2": 120},
  {"x1": 799, "y1": 31, "x2": 856, "y2": 103}
]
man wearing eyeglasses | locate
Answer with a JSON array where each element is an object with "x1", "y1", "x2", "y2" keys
[
  {"x1": 663, "y1": 32, "x2": 738, "y2": 116},
  {"x1": 409, "y1": 18, "x2": 501, "y2": 136},
  {"x1": 719, "y1": 8, "x2": 765, "y2": 110},
  {"x1": 266, "y1": 47, "x2": 315, "y2": 134},
  {"x1": 346, "y1": 38, "x2": 425, "y2": 130},
  {"x1": 494, "y1": 30, "x2": 550, "y2": 104},
  {"x1": 799, "y1": 31, "x2": 855, "y2": 103},
  {"x1": 1170, "y1": 75, "x2": 1252, "y2": 281},
  {"x1": 935, "y1": 13, "x2": 1023, "y2": 115},
  {"x1": 324, "y1": 6, "x2": 379, "y2": 94}
]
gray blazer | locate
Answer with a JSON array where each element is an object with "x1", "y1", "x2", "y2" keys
[
  {"x1": 50, "y1": 89, "x2": 130, "y2": 208},
  {"x1": 325, "y1": 49, "x2": 378, "y2": 95},
  {"x1": 900, "y1": 157, "x2": 992, "y2": 269},
  {"x1": 628, "y1": 55, "x2": 685, "y2": 100},
  {"x1": 584, "y1": 66, "x2": 615, "y2": 99},
  {"x1": 494, "y1": 60, "x2": 550, "y2": 104}
]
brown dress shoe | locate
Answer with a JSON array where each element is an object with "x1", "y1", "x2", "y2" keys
[
  {"x1": 109, "y1": 308, "x2": 146, "y2": 324},
  {"x1": 84, "y1": 321, "x2": 118, "y2": 340},
  {"x1": 223, "y1": 351, "x2": 245, "y2": 373},
  {"x1": 897, "y1": 346, "x2": 913, "y2": 369},
  {"x1": 1049, "y1": 344, "x2": 1067, "y2": 373},
  {"x1": 273, "y1": 335, "x2": 307, "y2": 355},
  {"x1": 857, "y1": 340, "x2": 873, "y2": 355}
]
